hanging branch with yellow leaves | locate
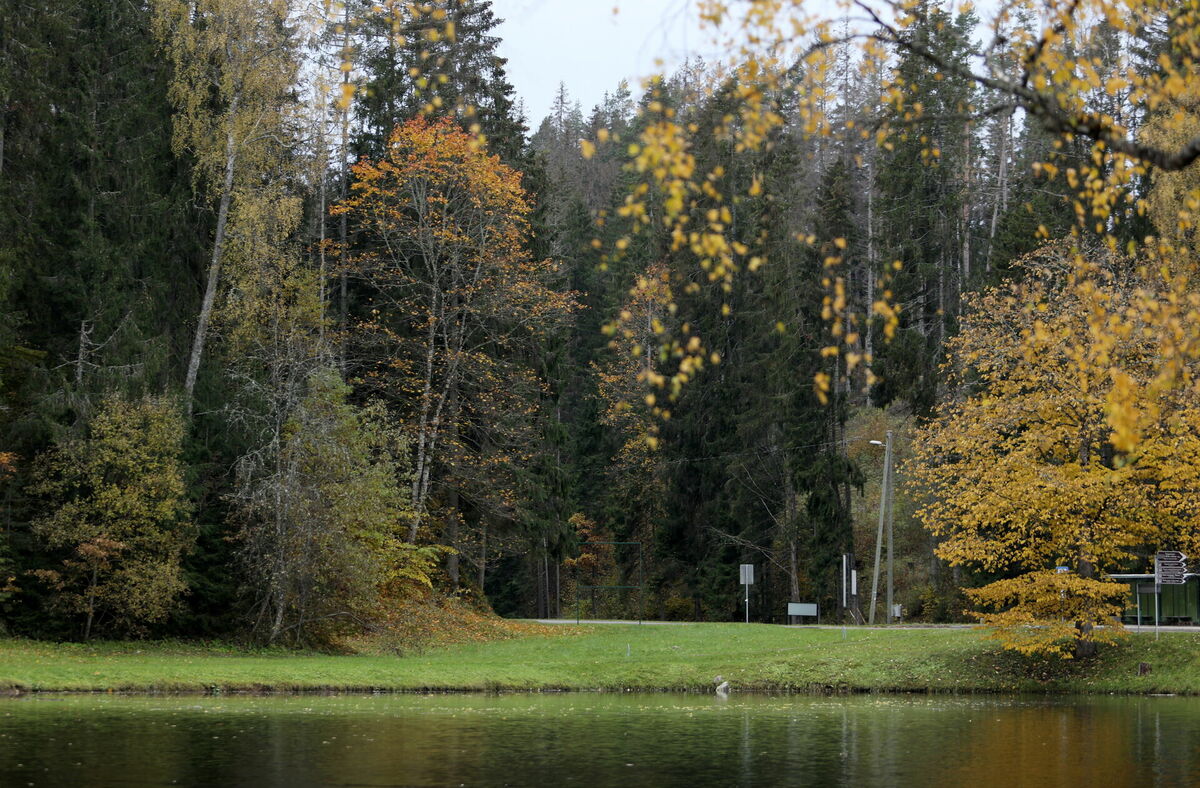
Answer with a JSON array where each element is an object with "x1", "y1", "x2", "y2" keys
[{"x1": 569, "y1": 0, "x2": 1200, "y2": 427}]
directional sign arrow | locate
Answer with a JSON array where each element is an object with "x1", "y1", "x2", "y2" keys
[
  {"x1": 1157, "y1": 551, "x2": 1188, "y2": 562},
  {"x1": 1157, "y1": 560, "x2": 1188, "y2": 570}
]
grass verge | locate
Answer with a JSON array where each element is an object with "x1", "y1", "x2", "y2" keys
[{"x1": 2, "y1": 625, "x2": 1198, "y2": 694}]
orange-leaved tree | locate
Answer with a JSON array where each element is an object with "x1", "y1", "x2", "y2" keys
[
  {"x1": 908, "y1": 242, "x2": 1200, "y2": 658},
  {"x1": 335, "y1": 117, "x2": 577, "y2": 563}
]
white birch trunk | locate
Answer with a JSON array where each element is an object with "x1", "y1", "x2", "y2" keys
[{"x1": 184, "y1": 93, "x2": 240, "y2": 417}]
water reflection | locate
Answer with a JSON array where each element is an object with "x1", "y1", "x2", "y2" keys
[{"x1": 1, "y1": 693, "x2": 1198, "y2": 786}]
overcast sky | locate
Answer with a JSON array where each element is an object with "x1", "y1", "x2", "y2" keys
[
  {"x1": 491, "y1": 1, "x2": 713, "y2": 127},
  {"x1": 491, "y1": 1, "x2": 994, "y2": 127}
]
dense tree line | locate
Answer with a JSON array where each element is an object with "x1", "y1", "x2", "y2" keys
[{"x1": 1, "y1": 0, "x2": 1194, "y2": 644}]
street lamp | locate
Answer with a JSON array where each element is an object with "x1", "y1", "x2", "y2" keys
[{"x1": 868, "y1": 432, "x2": 894, "y2": 625}]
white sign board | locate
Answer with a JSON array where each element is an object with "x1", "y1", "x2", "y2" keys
[
  {"x1": 788, "y1": 603, "x2": 818, "y2": 617},
  {"x1": 739, "y1": 564, "x2": 755, "y2": 585},
  {"x1": 1156, "y1": 551, "x2": 1188, "y2": 585}
]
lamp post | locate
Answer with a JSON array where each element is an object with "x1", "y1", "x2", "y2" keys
[{"x1": 868, "y1": 431, "x2": 894, "y2": 625}]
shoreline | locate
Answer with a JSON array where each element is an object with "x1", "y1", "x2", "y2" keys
[
  {"x1": 3, "y1": 685, "x2": 1198, "y2": 698},
  {"x1": 3, "y1": 624, "x2": 1199, "y2": 697}
]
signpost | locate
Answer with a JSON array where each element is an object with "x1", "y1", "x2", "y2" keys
[
  {"x1": 1156, "y1": 551, "x2": 1188, "y2": 585},
  {"x1": 787, "y1": 602, "x2": 818, "y2": 618},
  {"x1": 1152, "y1": 551, "x2": 1188, "y2": 640},
  {"x1": 740, "y1": 564, "x2": 754, "y2": 623},
  {"x1": 838, "y1": 554, "x2": 860, "y2": 636}
]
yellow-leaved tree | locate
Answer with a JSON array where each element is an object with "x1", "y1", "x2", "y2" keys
[
  {"x1": 30, "y1": 396, "x2": 193, "y2": 639},
  {"x1": 908, "y1": 241, "x2": 1200, "y2": 658}
]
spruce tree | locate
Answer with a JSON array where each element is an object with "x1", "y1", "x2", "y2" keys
[
  {"x1": 872, "y1": 1, "x2": 979, "y2": 415},
  {"x1": 354, "y1": 0, "x2": 526, "y2": 162}
]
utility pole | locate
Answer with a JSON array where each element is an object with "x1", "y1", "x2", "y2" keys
[
  {"x1": 887, "y1": 435, "x2": 895, "y2": 625},
  {"x1": 868, "y1": 431, "x2": 893, "y2": 624}
]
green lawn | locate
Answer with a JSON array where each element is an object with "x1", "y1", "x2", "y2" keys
[{"x1": 2, "y1": 624, "x2": 1199, "y2": 694}]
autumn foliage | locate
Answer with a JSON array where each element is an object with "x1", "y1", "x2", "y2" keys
[
  {"x1": 29, "y1": 396, "x2": 193, "y2": 639},
  {"x1": 909, "y1": 243, "x2": 1200, "y2": 657},
  {"x1": 336, "y1": 116, "x2": 576, "y2": 578}
]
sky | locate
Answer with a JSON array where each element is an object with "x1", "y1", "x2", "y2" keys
[
  {"x1": 491, "y1": 1, "x2": 998, "y2": 127},
  {"x1": 491, "y1": 1, "x2": 714, "y2": 126}
]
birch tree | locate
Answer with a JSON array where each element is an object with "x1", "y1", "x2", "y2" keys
[{"x1": 152, "y1": 0, "x2": 302, "y2": 416}]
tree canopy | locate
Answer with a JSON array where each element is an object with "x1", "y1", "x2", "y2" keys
[{"x1": 4, "y1": 0, "x2": 1200, "y2": 651}]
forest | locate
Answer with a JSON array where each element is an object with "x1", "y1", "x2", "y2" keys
[{"x1": 2, "y1": 0, "x2": 1200, "y2": 656}]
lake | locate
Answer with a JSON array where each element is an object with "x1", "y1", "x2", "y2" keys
[{"x1": 1, "y1": 693, "x2": 1197, "y2": 786}]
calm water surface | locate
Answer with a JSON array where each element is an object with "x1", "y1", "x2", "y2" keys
[{"x1": 2, "y1": 692, "x2": 1198, "y2": 787}]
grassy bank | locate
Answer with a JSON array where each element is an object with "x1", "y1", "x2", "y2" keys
[{"x1": 2, "y1": 624, "x2": 1199, "y2": 694}]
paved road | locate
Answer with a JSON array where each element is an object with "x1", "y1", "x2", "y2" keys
[
  {"x1": 540, "y1": 618, "x2": 979, "y2": 628},
  {"x1": 534, "y1": 619, "x2": 1200, "y2": 634},
  {"x1": 535, "y1": 619, "x2": 689, "y2": 625}
]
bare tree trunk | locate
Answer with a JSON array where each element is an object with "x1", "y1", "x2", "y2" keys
[
  {"x1": 865, "y1": 150, "x2": 876, "y2": 362},
  {"x1": 410, "y1": 283, "x2": 465, "y2": 538},
  {"x1": 316, "y1": 89, "x2": 328, "y2": 346},
  {"x1": 184, "y1": 94, "x2": 240, "y2": 418},
  {"x1": 338, "y1": 1, "x2": 351, "y2": 370},
  {"x1": 960, "y1": 119, "x2": 972, "y2": 304},
  {"x1": 1075, "y1": 432, "x2": 1097, "y2": 658},
  {"x1": 270, "y1": 590, "x2": 286, "y2": 645},
  {"x1": 543, "y1": 539, "x2": 551, "y2": 619},
  {"x1": 936, "y1": 254, "x2": 946, "y2": 346},
  {"x1": 445, "y1": 485, "x2": 460, "y2": 587},
  {"x1": 986, "y1": 111, "x2": 1012, "y2": 273},
  {"x1": 789, "y1": 540, "x2": 800, "y2": 599},
  {"x1": 410, "y1": 284, "x2": 441, "y2": 539},
  {"x1": 75, "y1": 320, "x2": 92, "y2": 386},
  {"x1": 787, "y1": 466, "x2": 802, "y2": 605},
  {"x1": 269, "y1": 436, "x2": 287, "y2": 645},
  {"x1": 84, "y1": 566, "x2": 98, "y2": 641},
  {"x1": 1075, "y1": 557, "x2": 1097, "y2": 658},
  {"x1": 479, "y1": 520, "x2": 487, "y2": 590},
  {"x1": 0, "y1": 33, "x2": 7, "y2": 177},
  {"x1": 536, "y1": 552, "x2": 548, "y2": 618}
]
